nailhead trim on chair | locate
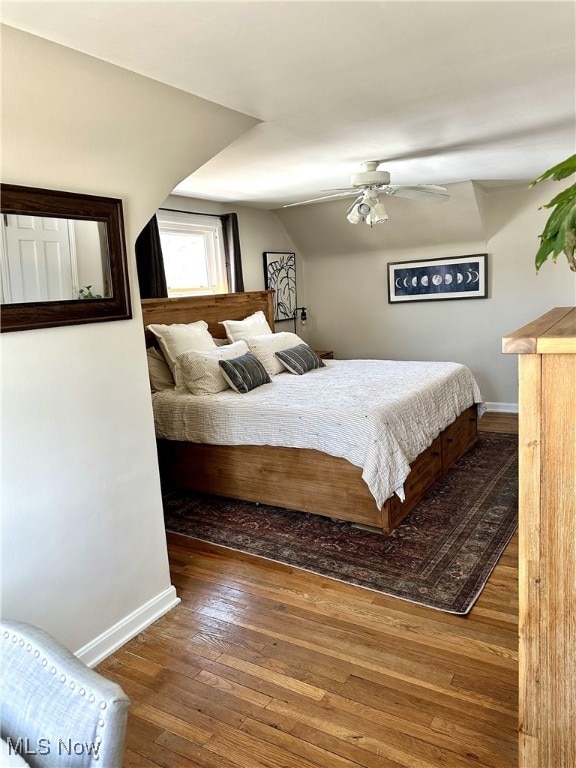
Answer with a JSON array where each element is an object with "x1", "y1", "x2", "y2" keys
[{"x1": 3, "y1": 627, "x2": 112, "y2": 759}]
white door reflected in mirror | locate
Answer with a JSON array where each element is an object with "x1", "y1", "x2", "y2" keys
[{"x1": 1, "y1": 214, "x2": 111, "y2": 303}]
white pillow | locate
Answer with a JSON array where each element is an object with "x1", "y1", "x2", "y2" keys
[
  {"x1": 245, "y1": 332, "x2": 308, "y2": 376},
  {"x1": 219, "y1": 310, "x2": 273, "y2": 342},
  {"x1": 147, "y1": 320, "x2": 217, "y2": 374},
  {"x1": 146, "y1": 347, "x2": 175, "y2": 391},
  {"x1": 175, "y1": 340, "x2": 249, "y2": 395}
]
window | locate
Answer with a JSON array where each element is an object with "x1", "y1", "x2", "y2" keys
[{"x1": 157, "y1": 210, "x2": 228, "y2": 297}]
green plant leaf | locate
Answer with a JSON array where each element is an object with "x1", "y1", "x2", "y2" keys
[
  {"x1": 538, "y1": 203, "x2": 571, "y2": 245},
  {"x1": 530, "y1": 154, "x2": 576, "y2": 186},
  {"x1": 535, "y1": 238, "x2": 553, "y2": 271},
  {"x1": 540, "y1": 182, "x2": 576, "y2": 210},
  {"x1": 532, "y1": 154, "x2": 576, "y2": 272}
]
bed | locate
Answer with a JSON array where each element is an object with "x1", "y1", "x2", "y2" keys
[{"x1": 143, "y1": 290, "x2": 483, "y2": 534}]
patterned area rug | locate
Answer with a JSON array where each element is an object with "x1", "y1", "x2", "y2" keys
[{"x1": 163, "y1": 432, "x2": 518, "y2": 614}]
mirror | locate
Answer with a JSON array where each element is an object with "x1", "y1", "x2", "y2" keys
[
  {"x1": 2, "y1": 215, "x2": 111, "y2": 303},
  {"x1": 0, "y1": 184, "x2": 131, "y2": 332}
]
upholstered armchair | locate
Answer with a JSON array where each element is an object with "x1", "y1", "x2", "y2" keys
[{"x1": 0, "y1": 620, "x2": 130, "y2": 767}]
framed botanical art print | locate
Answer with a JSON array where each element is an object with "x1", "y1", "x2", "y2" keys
[
  {"x1": 263, "y1": 251, "x2": 297, "y2": 321},
  {"x1": 388, "y1": 254, "x2": 488, "y2": 303}
]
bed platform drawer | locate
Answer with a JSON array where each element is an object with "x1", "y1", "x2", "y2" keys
[
  {"x1": 157, "y1": 404, "x2": 478, "y2": 536},
  {"x1": 441, "y1": 405, "x2": 478, "y2": 470},
  {"x1": 160, "y1": 440, "x2": 384, "y2": 529},
  {"x1": 386, "y1": 436, "x2": 442, "y2": 531}
]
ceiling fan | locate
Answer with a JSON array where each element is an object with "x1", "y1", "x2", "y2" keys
[{"x1": 283, "y1": 160, "x2": 450, "y2": 226}]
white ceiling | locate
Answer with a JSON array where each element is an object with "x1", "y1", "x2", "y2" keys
[{"x1": 3, "y1": 1, "x2": 575, "y2": 209}]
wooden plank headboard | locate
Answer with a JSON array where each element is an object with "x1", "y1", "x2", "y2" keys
[{"x1": 141, "y1": 290, "x2": 275, "y2": 347}]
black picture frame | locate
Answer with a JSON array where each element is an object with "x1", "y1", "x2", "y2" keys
[
  {"x1": 263, "y1": 251, "x2": 296, "y2": 321},
  {"x1": 388, "y1": 254, "x2": 488, "y2": 303}
]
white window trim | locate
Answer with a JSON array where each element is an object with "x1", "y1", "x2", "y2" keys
[{"x1": 157, "y1": 209, "x2": 228, "y2": 296}]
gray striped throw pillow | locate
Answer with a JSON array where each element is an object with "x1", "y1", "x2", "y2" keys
[
  {"x1": 219, "y1": 351, "x2": 271, "y2": 393},
  {"x1": 275, "y1": 344, "x2": 326, "y2": 375}
]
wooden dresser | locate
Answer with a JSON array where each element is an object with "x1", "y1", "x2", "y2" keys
[{"x1": 503, "y1": 307, "x2": 576, "y2": 768}]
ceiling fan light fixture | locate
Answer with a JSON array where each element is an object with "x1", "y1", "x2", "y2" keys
[
  {"x1": 368, "y1": 200, "x2": 388, "y2": 224},
  {"x1": 346, "y1": 205, "x2": 365, "y2": 224}
]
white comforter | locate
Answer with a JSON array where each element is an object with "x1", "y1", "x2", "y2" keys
[{"x1": 152, "y1": 359, "x2": 484, "y2": 508}]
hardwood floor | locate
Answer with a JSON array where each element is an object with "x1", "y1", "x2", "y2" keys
[
  {"x1": 98, "y1": 413, "x2": 519, "y2": 768},
  {"x1": 478, "y1": 411, "x2": 518, "y2": 435}
]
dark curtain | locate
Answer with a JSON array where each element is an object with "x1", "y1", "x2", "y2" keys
[
  {"x1": 135, "y1": 215, "x2": 168, "y2": 298},
  {"x1": 222, "y1": 212, "x2": 244, "y2": 292}
]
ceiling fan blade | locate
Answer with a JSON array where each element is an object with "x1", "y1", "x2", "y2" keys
[
  {"x1": 321, "y1": 187, "x2": 358, "y2": 192},
  {"x1": 385, "y1": 185, "x2": 450, "y2": 203},
  {"x1": 282, "y1": 190, "x2": 357, "y2": 208}
]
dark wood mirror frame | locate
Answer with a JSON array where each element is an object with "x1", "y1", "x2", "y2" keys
[{"x1": 1, "y1": 184, "x2": 132, "y2": 332}]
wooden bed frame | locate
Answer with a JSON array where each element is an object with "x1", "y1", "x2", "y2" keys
[{"x1": 143, "y1": 291, "x2": 478, "y2": 534}]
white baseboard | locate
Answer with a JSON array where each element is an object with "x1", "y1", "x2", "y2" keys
[
  {"x1": 485, "y1": 402, "x2": 518, "y2": 414},
  {"x1": 75, "y1": 586, "x2": 180, "y2": 667}
]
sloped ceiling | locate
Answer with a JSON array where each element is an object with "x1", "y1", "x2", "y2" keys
[
  {"x1": 2, "y1": 1, "x2": 575, "y2": 210},
  {"x1": 0, "y1": 24, "x2": 259, "y2": 230}
]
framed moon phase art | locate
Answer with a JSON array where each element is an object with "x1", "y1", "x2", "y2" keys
[{"x1": 387, "y1": 254, "x2": 488, "y2": 304}]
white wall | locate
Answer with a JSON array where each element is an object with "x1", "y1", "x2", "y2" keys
[
  {"x1": 0, "y1": 25, "x2": 257, "y2": 660},
  {"x1": 75, "y1": 221, "x2": 107, "y2": 296},
  {"x1": 275, "y1": 181, "x2": 576, "y2": 408}
]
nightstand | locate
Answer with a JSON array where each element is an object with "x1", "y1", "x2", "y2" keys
[{"x1": 315, "y1": 350, "x2": 334, "y2": 360}]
